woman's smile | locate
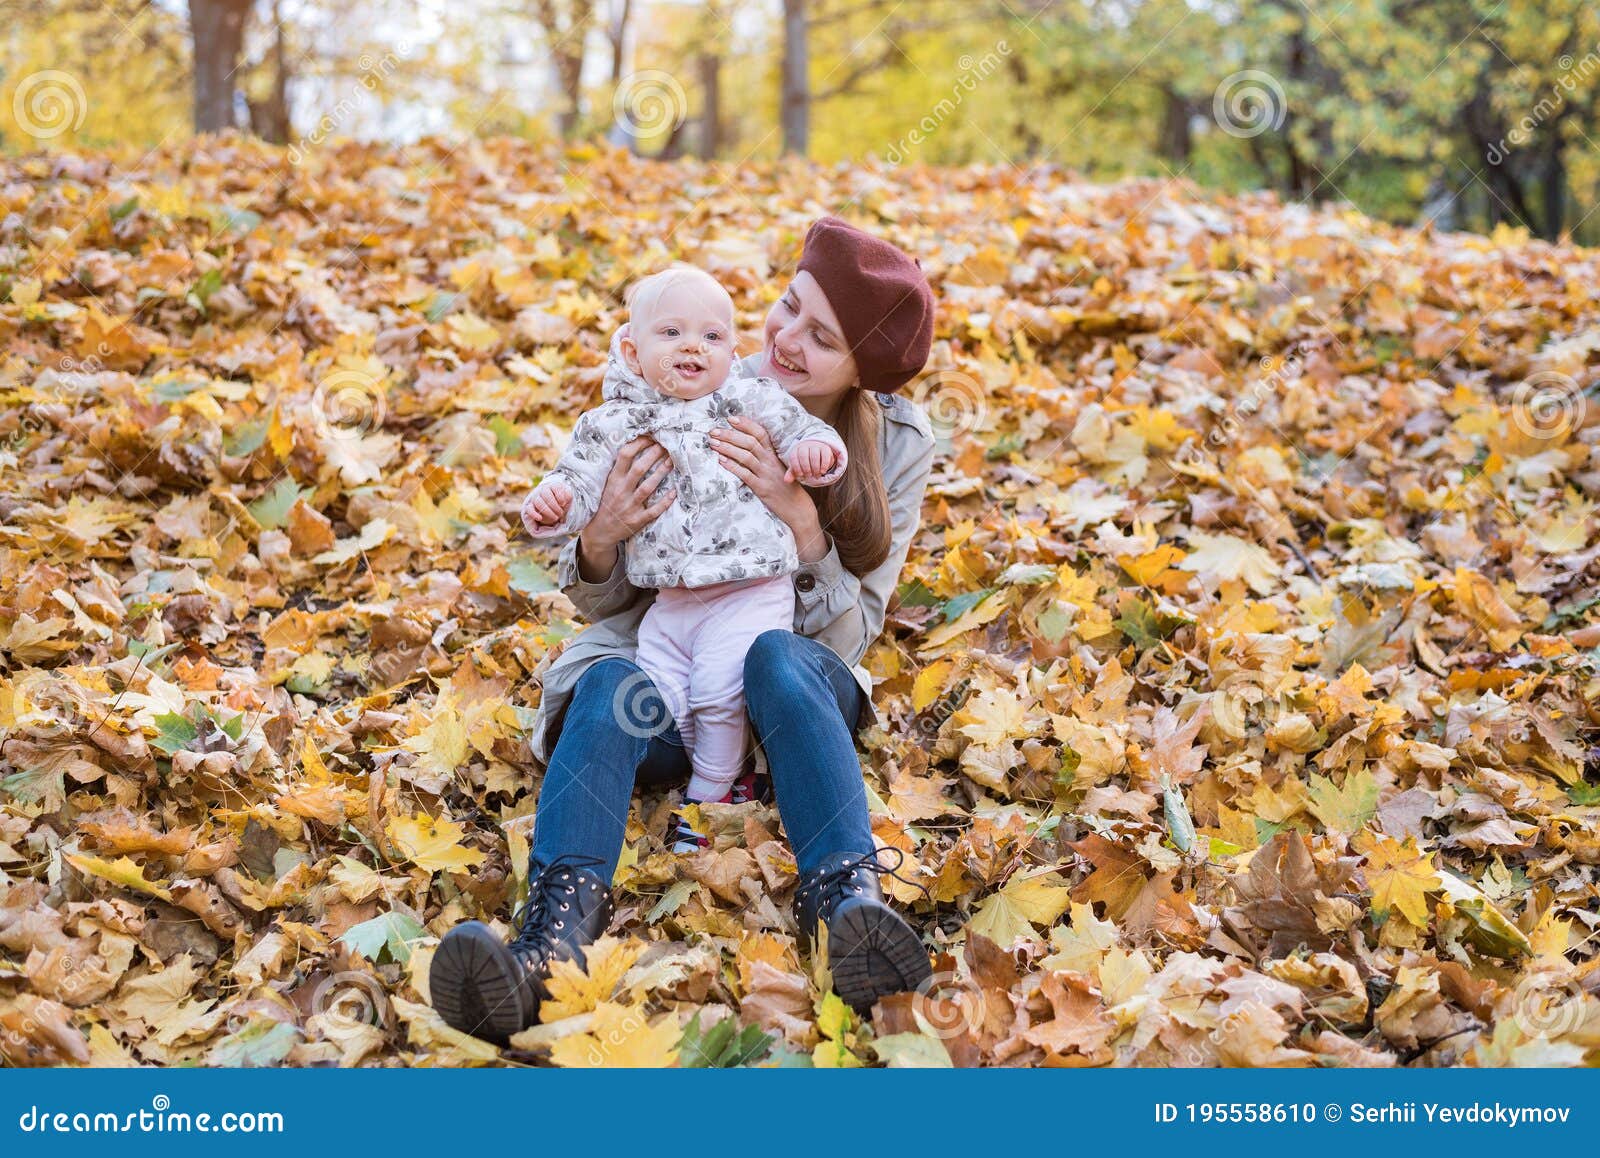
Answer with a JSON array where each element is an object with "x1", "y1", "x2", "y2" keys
[{"x1": 768, "y1": 347, "x2": 805, "y2": 378}]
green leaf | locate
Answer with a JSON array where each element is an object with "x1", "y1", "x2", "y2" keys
[
  {"x1": 1054, "y1": 744, "x2": 1082, "y2": 790},
  {"x1": 247, "y1": 478, "x2": 306, "y2": 530},
  {"x1": 508, "y1": 555, "x2": 557, "y2": 596},
  {"x1": 940, "y1": 588, "x2": 993, "y2": 624},
  {"x1": 152, "y1": 712, "x2": 198, "y2": 756},
  {"x1": 896, "y1": 578, "x2": 939, "y2": 608},
  {"x1": 190, "y1": 268, "x2": 223, "y2": 310},
  {"x1": 1115, "y1": 597, "x2": 1187, "y2": 648},
  {"x1": 1568, "y1": 782, "x2": 1600, "y2": 807},
  {"x1": 109, "y1": 196, "x2": 139, "y2": 222},
  {"x1": 874, "y1": 1031, "x2": 953, "y2": 1067},
  {"x1": 1162, "y1": 776, "x2": 1196, "y2": 853},
  {"x1": 216, "y1": 206, "x2": 262, "y2": 235},
  {"x1": 339, "y1": 911, "x2": 426, "y2": 964},
  {"x1": 487, "y1": 415, "x2": 524, "y2": 456},
  {"x1": 423, "y1": 293, "x2": 459, "y2": 323},
  {"x1": 1308, "y1": 768, "x2": 1379, "y2": 834},
  {"x1": 1036, "y1": 601, "x2": 1072, "y2": 643},
  {"x1": 646, "y1": 879, "x2": 696, "y2": 924},
  {"x1": 224, "y1": 413, "x2": 270, "y2": 457},
  {"x1": 207, "y1": 1017, "x2": 300, "y2": 1067},
  {"x1": 985, "y1": 432, "x2": 1024, "y2": 460},
  {"x1": 0, "y1": 764, "x2": 66, "y2": 811},
  {"x1": 676, "y1": 1011, "x2": 775, "y2": 1068},
  {"x1": 153, "y1": 379, "x2": 203, "y2": 402}
]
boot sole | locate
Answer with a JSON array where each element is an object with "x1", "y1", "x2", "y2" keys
[
  {"x1": 827, "y1": 899, "x2": 933, "y2": 1013},
  {"x1": 429, "y1": 921, "x2": 535, "y2": 1045}
]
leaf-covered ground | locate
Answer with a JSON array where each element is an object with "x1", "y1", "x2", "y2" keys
[{"x1": 2, "y1": 137, "x2": 1598, "y2": 1068}]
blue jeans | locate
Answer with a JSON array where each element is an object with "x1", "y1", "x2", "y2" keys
[{"x1": 530, "y1": 630, "x2": 872, "y2": 878}]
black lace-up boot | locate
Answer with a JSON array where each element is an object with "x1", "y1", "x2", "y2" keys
[
  {"x1": 793, "y1": 849, "x2": 932, "y2": 1012},
  {"x1": 429, "y1": 855, "x2": 613, "y2": 1044}
]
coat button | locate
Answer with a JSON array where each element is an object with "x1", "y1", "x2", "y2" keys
[{"x1": 795, "y1": 573, "x2": 816, "y2": 593}]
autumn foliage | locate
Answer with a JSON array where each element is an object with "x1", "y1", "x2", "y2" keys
[{"x1": 1, "y1": 136, "x2": 1597, "y2": 1068}]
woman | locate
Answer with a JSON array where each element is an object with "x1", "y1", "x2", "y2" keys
[{"x1": 430, "y1": 217, "x2": 938, "y2": 1043}]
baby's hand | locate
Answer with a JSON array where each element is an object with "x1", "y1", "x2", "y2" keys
[
  {"x1": 785, "y1": 439, "x2": 841, "y2": 484},
  {"x1": 525, "y1": 479, "x2": 574, "y2": 532}
]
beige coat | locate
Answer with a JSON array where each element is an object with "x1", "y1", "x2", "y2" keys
[{"x1": 527, "y1": 355, "x2": 935, "y2": 764}]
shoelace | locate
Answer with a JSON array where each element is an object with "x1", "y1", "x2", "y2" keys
[
  {"x1": 509, "y1": 853, "x2": 608, "y2": 951},
  {"x1": 798, "y1": 846, "x2": 929, "y2": 910}
]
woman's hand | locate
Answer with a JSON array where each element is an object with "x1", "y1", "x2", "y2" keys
[
  {"x1": 575, "y1": 436, "x2": 675, "y2": 581},
  {"x1": 710, "y1": 416, "x2": 829, "y2": 562}
]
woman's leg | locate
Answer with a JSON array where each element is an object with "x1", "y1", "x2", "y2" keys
[
  {"x1": 744, "y1": 629, "x2": 930, "y2": 1011},
  {"x1": 530, "y1": 657, "x2": 689, "y2": 880},
  {"x1": 742, "y1": 629, "x2": 872, "y2": 875},
  {"x1": 432, "y1": 656, "x2": 689, "y2": 1042}
]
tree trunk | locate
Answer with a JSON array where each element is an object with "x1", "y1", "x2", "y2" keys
[
  {"x1": 1007, "y1": 49, "x2": 1039, "y2": 157},
  {"x1": 781, "y1": 0, "x2": 808, "y2": 156},
  {"x1": 1540, "y1": 133, "x2": 1566, "y2": 241},
  {"x1": 698, "y1": 51, "x2": 720, "y2": 158},
  {"x1": 555, "y1": 49, "x2": 584, "y2": 137},
  {"x1": 190, "y1": 0, "x2": 254, "y2": 133},
  {"x1": 607, "y1": 0, "x2": 632, "y2": 84},
  {"x1": 249, "y1": 0, "x2": 291, "y2": 143},
  {"x1": 1158, "y1": 88, "x2": 1192, "y2": 165}
]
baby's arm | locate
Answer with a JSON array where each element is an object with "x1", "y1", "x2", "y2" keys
[
  {"x1": 731, "y1": 379, "x2": 849, "y2": 486},
  {"x1": 521, "y1": 409, "x2": 622, "y2": 538}
]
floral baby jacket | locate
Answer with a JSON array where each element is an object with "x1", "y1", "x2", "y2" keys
[{"x1": 523, "y1": 331, "x2": 848, "y2": 589}]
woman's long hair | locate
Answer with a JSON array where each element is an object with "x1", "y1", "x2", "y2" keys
[{"x1": 811, "y1": 390, "x2": 892, "y2": 576}]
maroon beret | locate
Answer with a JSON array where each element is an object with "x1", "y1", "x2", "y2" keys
[{"x1": 796, "y1": 216, "x2": 934, "y2": 393}]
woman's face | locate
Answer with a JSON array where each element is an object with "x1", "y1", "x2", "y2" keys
[{"x1": 760, "y1": 271, "x2": 859, "y2": 404}]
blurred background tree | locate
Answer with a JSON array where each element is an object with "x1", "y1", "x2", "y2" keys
[{"x1": 3, "y1": 0, "x2": 1598, "y2": 241}]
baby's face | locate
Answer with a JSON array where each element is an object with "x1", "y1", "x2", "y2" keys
[{"x1": 624, "y1": 280, "x2": 735, "y2": 400}]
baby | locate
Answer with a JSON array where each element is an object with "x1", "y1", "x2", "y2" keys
[{"x1": 523, "y1": 265, "x2": 847, "y2": 849}]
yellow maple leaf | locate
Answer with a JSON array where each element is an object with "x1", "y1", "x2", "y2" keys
[
  {"x1": 1126, "y1": 404, "x2": 1186, "y2": 450},
  {"x1": 446, "y1": 312, "x2": 502, "y2": 353},
  {"x1": 401, "y1": 696, "x2": 469, "y2": 787},
  {"x1": 967, "y1": 870, "x2": 1073, "y2": 947},
  {"x1": 65, "y1": 853, "x2": 173, "y2": 901},
  {"x1": 912, "y1": 659, "x2": 956, "y2": 712},
  {"x1": 1357, "y1": 833, "x2": 1440, "y2": 927},
  {"x1": 955, "y1": 686, "x2": 1029, "y2": 747},
  {"x1": 547, "y1": 1002, "x2": 680, "y2": 1068},
  {"x1": 1116, "y1": 543, "x2": 1187, "y2": 588},
  {"x1": 539, "y1": 936, "x2": 646, "y2": 1022},
  {"x1": 385, "y1": 812, "x2": 485, "y2": 873}
]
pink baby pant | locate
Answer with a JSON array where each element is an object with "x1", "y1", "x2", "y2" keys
[{"x1": 635, "y1": 574, "x2": 794, "y2": 802}]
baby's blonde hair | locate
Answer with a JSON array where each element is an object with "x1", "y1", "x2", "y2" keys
[{"x1": 624, "y1": 264, "x2": 734, "y2": 329}]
